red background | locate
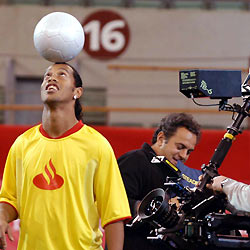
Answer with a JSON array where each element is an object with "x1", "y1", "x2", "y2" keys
[{"x1": 0, "y1": 124, "x2": 249, "y2": 183}]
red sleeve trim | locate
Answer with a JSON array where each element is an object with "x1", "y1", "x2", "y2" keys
[
  {"x1": 103, "y1": 216, "x2": 132, "y2": 228},
  {"x1": 0, "y1": 201, "x2": 18, "y2": 217}
]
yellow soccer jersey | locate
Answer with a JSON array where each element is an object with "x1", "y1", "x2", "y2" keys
[{"x1": 0, "y1": 121, "x2": 131, "y2": 250}]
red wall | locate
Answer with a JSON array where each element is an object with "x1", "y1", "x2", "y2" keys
[{"x1": 0, "y1": 124, "x2": 249, "y2": 184}]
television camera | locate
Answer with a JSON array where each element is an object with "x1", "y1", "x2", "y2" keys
[{"x1": 127, "y1": 69, "x2": 250, "y2": 249}]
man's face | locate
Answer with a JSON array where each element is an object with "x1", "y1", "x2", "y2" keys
[
  {"x1": 154, "y1": 127, "x2": 197, "y2": 166},
  {"x1": 41, "y1": 63, "x2": 76, "y2": 104}
]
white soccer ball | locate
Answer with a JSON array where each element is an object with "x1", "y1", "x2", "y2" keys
[{"x1": 33, "y1": 12, "x2": 85, "y2": 62}]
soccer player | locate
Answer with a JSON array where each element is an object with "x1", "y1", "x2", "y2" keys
[{"x1": 0, "y1": 63, "x2": 131, "y2": 250}]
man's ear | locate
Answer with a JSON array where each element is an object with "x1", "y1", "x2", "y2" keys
[
  {"x1": 156, "y1": 131, "x2": 165, "y2": 146},
  {"x1": 74, "y1": 87, "x2": 83, "y2": 99}
]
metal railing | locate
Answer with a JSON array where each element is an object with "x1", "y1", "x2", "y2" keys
[{"x1": 1, "y1": 0, "x2": 250, "y2": 10}]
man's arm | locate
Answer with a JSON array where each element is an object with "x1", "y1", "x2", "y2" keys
[
  {"x1": 104, "y1": 221, "x2": 124, "y2": 250},
  {"x1": 0, "y1": 203, "x2": 18, "y2": 249},
  {"x1": 207, "y1": 175, "x2": 250, "y2": 212}
]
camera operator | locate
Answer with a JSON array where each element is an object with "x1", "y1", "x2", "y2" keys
[
  {"x1": 118, "y1": 113, "x2": 202, "y2": 250},
  {"x1": 206, "y1": 175, "x2": 250, "y2": 213}
]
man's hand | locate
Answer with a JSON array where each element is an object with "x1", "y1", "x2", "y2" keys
[
  {"x1": 198, "y1": 175, "x2": 228, "y2": 192},
  {"x1": 0, "y1": 217, "x2": 14, "y2": 249},
  {"x1": 169, "y1": 196, "x2": 180, "y2": 210},
  {"x1": 0, "y1": 203, "x2": 18, "y2": 249}
]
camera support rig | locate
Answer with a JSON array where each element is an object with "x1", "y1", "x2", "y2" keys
[{"x1": 198, "y1": 95, "x2": 250, "y2": 192}]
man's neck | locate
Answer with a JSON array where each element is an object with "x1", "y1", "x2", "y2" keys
[{"x1": 42, "y1": 105, "x2": 78, "y2": 138}]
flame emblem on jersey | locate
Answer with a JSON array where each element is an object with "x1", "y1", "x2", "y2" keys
[{"x1": 33, "y1": 159, "x2": 64, "y2": 190}]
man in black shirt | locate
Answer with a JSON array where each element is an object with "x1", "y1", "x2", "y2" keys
[{"x1": 118, "y1": 113, "x2": 202, "y2": 250}]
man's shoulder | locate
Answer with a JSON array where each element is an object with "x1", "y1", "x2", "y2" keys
[
  {"x1": 16, "y1": 124, "x2": 40, "y2": 140},
  {"x1": 118, "y1": 148, "x2": 145, "y2": 162},
  {"x1": 118, "y1": 143, "x2": 153, "y2": 160},
  {"x1": 8, "y1": 125, "x2": 41, "y2": 151},
  {"x1": 81, "y1": 125, "x2": 112, "y2": 146},
  {"x1": 81, "y1": 125, "x2": 103, "y2": 137}
]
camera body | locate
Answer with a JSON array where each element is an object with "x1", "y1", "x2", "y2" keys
[{"x1": 137, "y1": 180, "x2": 250, "y2": 249}]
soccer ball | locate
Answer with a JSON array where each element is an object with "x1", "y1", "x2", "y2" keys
[{"x1": 33, "y1": 12, "x2": 85, "y2": 62}]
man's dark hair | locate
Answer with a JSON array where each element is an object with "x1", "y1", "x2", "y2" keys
[
  {"x1": 152, "y1": 113, "x2": 201, "y2": 144},
  {"x1": 56, "y1": 62, "x2": 83, "y2": 121}
]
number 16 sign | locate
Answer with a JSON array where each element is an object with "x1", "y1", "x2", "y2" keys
[{"x1": 82, "y1": 10, "x2": 130, "y2": 60}]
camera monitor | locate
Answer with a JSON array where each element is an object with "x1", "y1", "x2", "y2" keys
[{"x1": 179, "y1": 69, "x2": 242, "y2": 99}]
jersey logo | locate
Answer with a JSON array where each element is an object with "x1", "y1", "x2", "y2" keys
[
  {"x1": 33, "y1": 159, "x2": 64, "y2": 190},
  {"x1": 151, "y1": 156, "x2": 165, "y2": 163}
]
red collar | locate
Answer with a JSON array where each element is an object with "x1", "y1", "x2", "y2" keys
[{"x1": 39, "y1": 121, "x2": 84, "y2": 139}]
